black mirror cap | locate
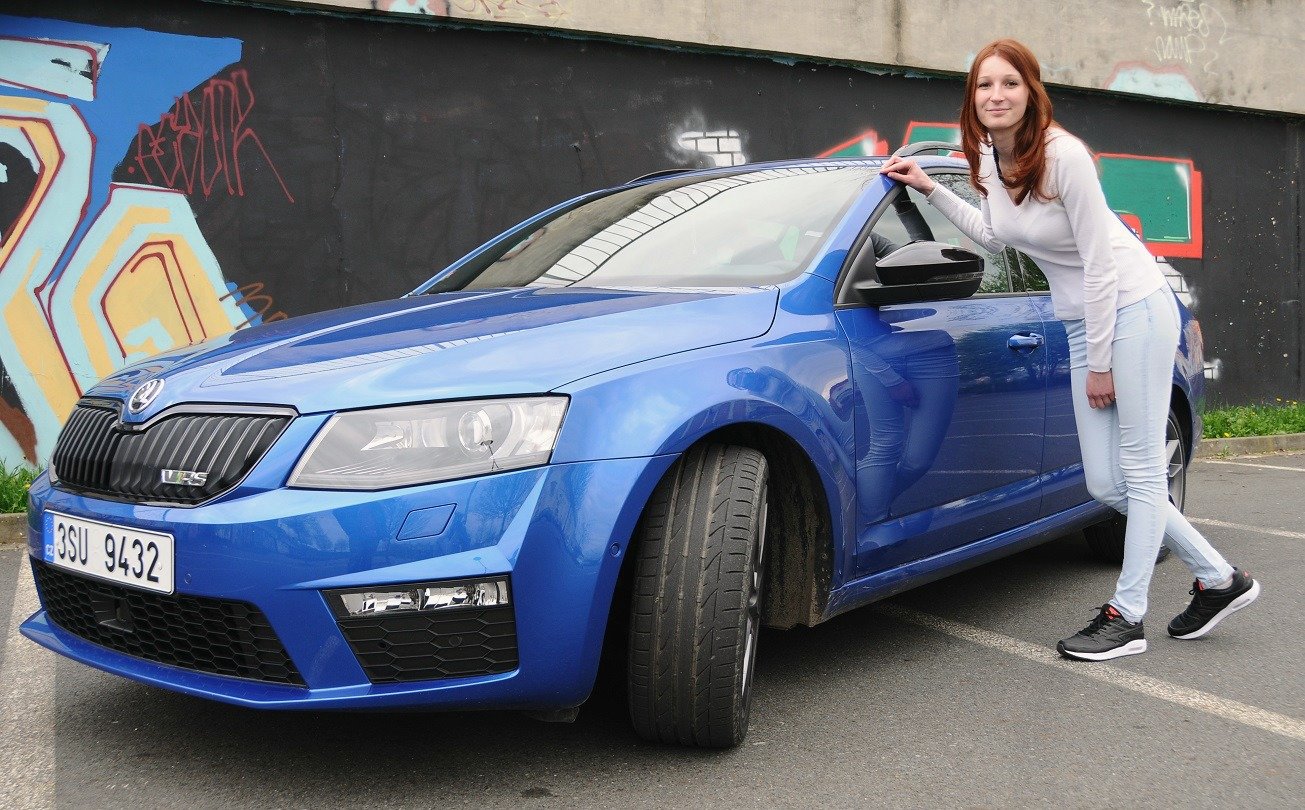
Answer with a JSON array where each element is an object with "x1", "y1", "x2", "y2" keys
[
  {"x1": 852, "y1": 240, "x2": 984, "y2": 305},
  {"x1": 874, "y1": 242, "x2": 984, "y2": 286},
  {"x1": 854, "y1": 275, "x2": 983, "y2": 306}
]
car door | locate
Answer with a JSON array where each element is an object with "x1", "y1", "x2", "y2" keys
[
  {"x1": 1007, "y1": 248, "x2": 1091, "y2": 516},
  {"x1": 837, "y1": 174, "x2": 1049, "y2": 577}
]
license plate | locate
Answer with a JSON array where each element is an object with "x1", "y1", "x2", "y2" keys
[{"x1": 43, "y1": 510, "x2": 175, "y2": 594}]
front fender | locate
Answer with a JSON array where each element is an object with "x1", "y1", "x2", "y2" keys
[
  {"x1": 552, "y1": 337, "x2": 851, "y2": 464},
  {"x1": 551, "y1": 330, "x2": 857, "y2": 579}
]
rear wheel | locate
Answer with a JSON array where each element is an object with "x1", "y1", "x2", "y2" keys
[
  {"x1": 626, "y1": 444, "x2": 769, "y2": 748},
  {"x1": 1084, "y1": 407, "x2": 1186, "y2": 564}
]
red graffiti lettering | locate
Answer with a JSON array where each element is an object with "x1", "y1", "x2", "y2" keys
[{"x1": 131, "y1": 69, "x2": 294, "y2": 204}]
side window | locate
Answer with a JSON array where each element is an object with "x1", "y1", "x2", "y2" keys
[
  {"x1": 1010, "y1": 249, "x2": 1051, "y2": 292},
  {"x1": 869, "y1": 174, "x2": 1013, "y2": 294}
]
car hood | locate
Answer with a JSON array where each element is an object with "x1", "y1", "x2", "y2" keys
[{"x1": 88, "y1": 286, "x2": 779, "y2": 418}]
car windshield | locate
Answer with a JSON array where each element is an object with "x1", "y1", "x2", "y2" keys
[{"x1": 423, "y1": 164, "x2": 878, "y2": 292}]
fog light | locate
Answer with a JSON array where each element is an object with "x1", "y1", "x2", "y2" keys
[{"x1": 326, "y1": 577, "x2": 510, "y2": 618}]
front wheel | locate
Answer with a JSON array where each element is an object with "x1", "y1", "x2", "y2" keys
[
  {"x1": 1084, "y1": 407, "x2": 1186, "y2": 564},
  {"x1": 626, "y1": 444, "x2": 769, "y2": 748}
]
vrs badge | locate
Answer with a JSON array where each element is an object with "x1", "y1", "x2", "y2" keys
[
  {"x1": 127, "y1": 378, "x2": 165, "y2": 414},
  {"x1": 161, "y1": 469, "x2": 209, "y2": 487}
]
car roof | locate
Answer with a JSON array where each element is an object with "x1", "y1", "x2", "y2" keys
[{"x1": 623, "y1": 154, "x2": 968, "y2": 187}]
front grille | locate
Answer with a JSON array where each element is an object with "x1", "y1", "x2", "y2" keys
[
  {"x1": 51, "y1": 399, "x2": 291, "y2": 505},
  {"x1": 337, "y1": 607, "x2": 518, "y2": 683},
  {"x1": 32, "y1": 559, "x2": 305, "y2": 686}
]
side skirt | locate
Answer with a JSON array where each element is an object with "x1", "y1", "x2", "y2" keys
[{"x1": 822, "y1": 500, "x2": 1111, "y2": 621}]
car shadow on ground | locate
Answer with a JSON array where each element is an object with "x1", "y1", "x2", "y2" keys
[{"x1": 50, "y1": 531, "x2": 1112, "y2": 799}]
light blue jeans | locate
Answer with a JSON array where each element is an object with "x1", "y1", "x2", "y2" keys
[{"x1": 1065, "y1": 288, "x2": 1234, "y2": 623}]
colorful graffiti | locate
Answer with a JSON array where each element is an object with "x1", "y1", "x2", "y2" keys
[
  {"x1": 818, "y1": 122, "x2": 1204, "y2": 260},
  {"x1": 0, "y1": 17, "x2": 284, "y2": 467}
]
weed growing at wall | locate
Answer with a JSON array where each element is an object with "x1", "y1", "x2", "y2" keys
[
  {"x1": 1203, "y1": 400, "x2": 1305, "y2": 438},
  {"x1": 0, "y1": 461, "x2": 37, "y2": 513}
]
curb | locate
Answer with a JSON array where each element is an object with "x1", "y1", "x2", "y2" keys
[
  {"x1": 1195, "y1": 432, "x2": 1305, "y2": 458},
  {"x1": 1, "y1": 511, "x2": 26, "y2": 549},
  {"x1": 1, "y1": 435, "x2": 1299, "y2": 548}
]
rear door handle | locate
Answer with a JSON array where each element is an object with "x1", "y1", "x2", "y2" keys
[{"x1": 1008, "y1": 332, "x2": 1045, "y2": 352}]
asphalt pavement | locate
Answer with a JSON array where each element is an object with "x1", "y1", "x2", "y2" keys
[{"x1": 1, "y1": 452, "x2": 1301, "y2": 808}]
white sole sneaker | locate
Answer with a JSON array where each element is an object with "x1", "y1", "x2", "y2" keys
[
  {"x1": 1170, "y1": 579, "x2": 1261, "y2": 640},
  {"x1": 1058, "y1": 638, "x2": 1148, "y2": 661}
]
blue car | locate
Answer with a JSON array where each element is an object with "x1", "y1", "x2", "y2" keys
[{"x1": 22, "y1": 150, "x2": 1204, "y2": 748}]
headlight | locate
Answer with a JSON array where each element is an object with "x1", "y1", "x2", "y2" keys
[{"x1": 288, "y1": 396, "x2": 568, "y2": 490}]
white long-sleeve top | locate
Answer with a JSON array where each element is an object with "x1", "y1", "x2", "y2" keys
[{"x1": 924, "y1": 129, "x2": 1165, "y2": 372}]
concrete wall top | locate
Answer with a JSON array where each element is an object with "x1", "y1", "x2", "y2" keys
[{"x1": 263, "y1": 0, "x2": 1304, "y2": 117}]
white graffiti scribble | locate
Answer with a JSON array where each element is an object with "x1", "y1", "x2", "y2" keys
[
  {"x1": 453, "y1": 0, "x2": 569, "y2": 19},
  {"x1": 1140, "y1": 0, "x2": 1230, "y2": 75}
]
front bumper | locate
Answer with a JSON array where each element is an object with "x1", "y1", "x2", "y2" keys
[{"x1": 21, "y1": 454, "x2": 674, "y2": 710}]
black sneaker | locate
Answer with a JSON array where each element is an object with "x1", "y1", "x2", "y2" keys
[
  {"x1": 1167, "y1": 568, "x2": 1260, "y2": 640},
  {"x1": 1057, "y1": 604, "x2": 1147, "y2": 661}
]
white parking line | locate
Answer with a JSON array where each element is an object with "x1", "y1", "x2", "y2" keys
[
  {"x1": 1187, "y1": 517, "x2": 1305, "y2": 541},
  {"x1": 1197, "y1": 459, "x2": 1305, "y2": 473},
  {"x1": 0, "y1": 559, "x2": 54, "y2": 809},
  {"x1": 1195, "y1": 459, "x2": 1305, "y2": 469},
  {"x1": 875, "y1": 603, "x2": 1305, "y2": 744}
]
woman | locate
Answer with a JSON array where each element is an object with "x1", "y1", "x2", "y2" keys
[{"x1": 882, "y1": 38, "x2": 1260, "y2": 661}]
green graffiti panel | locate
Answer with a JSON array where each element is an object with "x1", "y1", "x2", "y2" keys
[
  {"x1": 905, "y1": 124, "x2": 959, "y2": 145},
  {"x1": 1098, "y1": 156, "x2": 1192, "y2": 244}
]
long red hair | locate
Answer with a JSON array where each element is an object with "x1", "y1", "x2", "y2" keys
[{"x1": 959, "y1": 38, "x2": 1056, "y2": 204}]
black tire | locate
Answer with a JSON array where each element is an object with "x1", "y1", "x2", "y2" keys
[
  {"x1": 1084, "y1": 408, "x2": 1186, "y2": 564},
  {"x1": 627, "y1": 444, "x2": 769, "y2": 748}
]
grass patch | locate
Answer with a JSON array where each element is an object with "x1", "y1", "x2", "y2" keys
[
  {"x1": 0, "y1": 461, "x2": 37, "y2": 514},
  {"x1": 1203, "y1": 399, "x2": 1305, "y2": 439}
]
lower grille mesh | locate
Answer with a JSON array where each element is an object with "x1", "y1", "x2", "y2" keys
[
  {"x1": 337, "y1": 607, "x2": 518, "y2": 683},
  {"x1": 32, "y1": 559, "x2": 305, "y2": 686}
]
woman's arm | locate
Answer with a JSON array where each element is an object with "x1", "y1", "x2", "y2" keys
[
  {"x1": 925, "y1": 183, "x2": 1004, "y2": 254},
  {"x1": 882, "y1": 157, "x2": 1004, "y2": 253}
]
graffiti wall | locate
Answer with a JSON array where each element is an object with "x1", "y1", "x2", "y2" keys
[
  {"x1": 0, "y1": 16, "x2": 290, "y2": 468},
  {"x1": 0, "y1": 0, "x2": 1300, "y2": 469}
]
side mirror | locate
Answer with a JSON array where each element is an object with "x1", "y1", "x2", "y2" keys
[{"x1": 851, "y1": 241, "x2": 984, "y2": 306}]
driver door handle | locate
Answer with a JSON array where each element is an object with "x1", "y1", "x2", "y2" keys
[{"x1": 1008, "y1": 332, "x2": 1045, "y2": 352}]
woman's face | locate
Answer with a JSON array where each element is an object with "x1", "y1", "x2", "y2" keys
[{"x1": 973, "y1": 55, "x2": 1030, "y2": 137}]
